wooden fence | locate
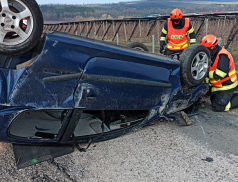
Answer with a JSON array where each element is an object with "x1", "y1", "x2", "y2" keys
[{"x1": 44, "y1": 12, "x2": 238, "y2": 53}]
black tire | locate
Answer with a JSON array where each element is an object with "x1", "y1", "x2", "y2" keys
[
  {"x1": 179, "y1": 44, "x2": 210, "y2": 86},
  {"x1": 0, "y1": 0, "x2": 43, "y2": 56},
  {"x1": 126, "y1": 42, "x2": 149, "y2": 52}
]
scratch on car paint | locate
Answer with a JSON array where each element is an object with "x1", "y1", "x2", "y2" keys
[
  {"x1": 37, "y1": 78, "x2": 60, "y2": 107},
  {"x1": 159, "y1": 89, "x2": 171, "y2": 114},
  {"x1": 38, "y1": 77, "x2": 47, "y2": 89},
  {"x1": 147, "y1": 109, "x2": 159, "y2": 120},
  {"x1": 53, "y1": 41, "x2": 58, "y2": 47},
  {"x1": 10, "y1": 72, "x2": 61, "y2": 107},
  {"x1": 77, "y1": 65, "x2": 83, "y2": 73},
  {"x1": 146, "y1": 89, "x2": 171, "y2": 120},
  {"x1": 67, "y1": 50, "x2": 74, "y2": 61},
  {"x1": 63, "y1": 95, "x2": 73, "y2": 105},
  {"x1": 44, "y1": 49, "x2": 48, "y2": 54},
  {"x1": 75, "y1": 84, "x2": 85, "y2": 103},
  {"x1": 10, "y1": 73, "x2": 30, "y2": 101},
  {"x1": 74, "y1": 83, "x2": 98, "y2": 107}
]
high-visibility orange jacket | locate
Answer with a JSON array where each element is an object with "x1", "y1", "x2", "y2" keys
[
  {"x1": 209, "y1": 47, "x2": 238, "y2": 92},
  {"x1": 167, "y1": 18, "x2": 190, "y2": 51},
  {"x1": 160, "y1": 18, "x2": 196, "y2": 50}
]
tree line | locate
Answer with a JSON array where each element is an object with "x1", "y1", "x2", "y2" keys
[
  {"x1": 40, "y1": 2, "x2": 238, "y2": 22},
  {"x1": 40, "y1": 4, "x2": 95, "y2": 21}
]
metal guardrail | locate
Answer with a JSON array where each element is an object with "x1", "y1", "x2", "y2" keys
[{"x1": 44, "y1": 12, "x2": 238, "y2": 53}]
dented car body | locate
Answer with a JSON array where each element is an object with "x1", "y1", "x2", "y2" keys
[{"x1": 0, "y1": 31, "x2": 208, "y2": 145}]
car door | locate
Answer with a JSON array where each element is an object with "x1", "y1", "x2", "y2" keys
[{"x1": 74, "y1": 53, "x2": 180, "y2": 110}]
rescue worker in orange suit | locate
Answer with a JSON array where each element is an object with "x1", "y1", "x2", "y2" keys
[
  {"x1": 200, "y1": 34, "x2": 238, "y2": 112},
  {"x1": 160, "y1": 8, "x2": 196, "y2": 58}
]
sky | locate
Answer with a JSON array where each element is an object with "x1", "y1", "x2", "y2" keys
[{"x1": 35, "y1": 0, "x2": 138, "y2": 5}]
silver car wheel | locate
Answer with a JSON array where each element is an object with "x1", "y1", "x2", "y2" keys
[
  {"x1": 191, "y1": 52, "x2": 209, "y2": 81},
  {"x1": 0, "y1": 0, "x2": 33, "y2": 46}
]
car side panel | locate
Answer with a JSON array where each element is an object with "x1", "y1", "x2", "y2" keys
[{"x1": 74, "y1": 57, "x2": 179, "y2": 110}]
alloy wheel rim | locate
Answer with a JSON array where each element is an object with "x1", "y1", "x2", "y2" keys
[
  {"x1": 191, "y1": 52, "x2": 209, "y2": 80},
  {"x1": 0, "y1": 0, "x2": 33, "y2": 45}
]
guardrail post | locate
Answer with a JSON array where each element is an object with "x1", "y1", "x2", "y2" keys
[
  {"x1": 205, "y1": 18, "x2": 208, "y2": 35},
  {"x1": 113, "y1": 21, "x2": 115, "y2": 35},
  {"x1": 124, "y1": 21, "x2": 127, "y2": 42},
  {"x1": 112, "y1": 22, "x2": 122, "y2": 42},
  {"x1": 103, "y1": 22, "x2": 105, "y2": 39},
  {"x1": 74, "y1": 23, "x2": 79, "y2": 35},
  {"x1": 129, "y1": 21, "x2": 139, "y2": 42},
  {"x1": 222, "y1": 15, "x2": 227, "y2": 41},
  {"x1": 139, "y1": 19, "x2": 142, "y2": 42},
  {"x1": 87, "y1": 22, "x2": 89, "y2": 33},
  {"x1": 117, "y1": 33, "x2": 119, "y2": 45},
  {"x1": 105, "y1": 21, "x2": 108, "y2": 40},
  {"x1": 152, "y1": 35, "x2": 155, "y2": 53}
]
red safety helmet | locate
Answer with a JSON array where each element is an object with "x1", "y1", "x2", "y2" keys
[
  {"x1": 200, "y1": 34, "x2": 219, "y2": 48},
  {"x1": 170, "y1": 8, "x2": 183, "y2": 19}
]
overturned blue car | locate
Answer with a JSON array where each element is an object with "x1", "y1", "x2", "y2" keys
[{"x1": 0, "y1": 31, "x2": 210, "y2": 146}]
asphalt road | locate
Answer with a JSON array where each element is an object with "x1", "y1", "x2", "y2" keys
[{"x1": 0, "y1": 98, "x2": 238, "y2": 182}]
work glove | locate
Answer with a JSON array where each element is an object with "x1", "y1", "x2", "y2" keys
[
  {"x1": 205, "y1": 77, "x2": 210, "y2": 84},
  {"x1": 205, "y1": 77, "x2": 211, "y2": 86},
  {"x1": 160, "y1": 45, "x2": 165, "y2": 54}
]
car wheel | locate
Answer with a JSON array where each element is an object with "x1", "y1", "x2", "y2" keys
[
  {"x1": 179, "y1": 44, "x2": 210, "y2": 86},
  {"x1": 126, "y1": 42, "x2": 149, "y2": 52},
  {"x1": 0, "y1": 0, "x2": 43, "y2": 55}
]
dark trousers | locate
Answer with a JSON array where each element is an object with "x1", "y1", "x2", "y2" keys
[
  {"x1": 164, "y1": 48, "x2": 184, "y2": 60},
  {"x1": 210, "y1": 90, "x2": 238, "y2": 112}
]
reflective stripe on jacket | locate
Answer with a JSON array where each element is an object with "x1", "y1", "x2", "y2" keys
[
  {"x1": 209, "y1": 47, "x2": 238, "y2": 92},
  {"x1": 167, "y1": 18, "x2": 190, "y2": 51}
]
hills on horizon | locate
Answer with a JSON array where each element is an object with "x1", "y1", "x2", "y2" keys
[
  {"x1": 40, "y1": 0, "x2": 238, "y2": 22},
  {"x1": 41, "y1": 0, "x2": 238, "y2": 5}
]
